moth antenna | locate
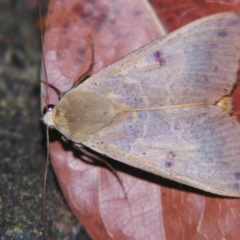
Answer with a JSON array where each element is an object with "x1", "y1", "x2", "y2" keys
[
  {"x1": 76, "y1": 144, "x2": 128, "y2": 199},
  {"x1": 39, "y1": 2, "x2": 49, "y2": 105},
  {"x1": 39, "y1": 2, "x2": 50, "y2": 238},
  {"x1": 43, "y1": 127, "x2": 50, "y2": 239}
]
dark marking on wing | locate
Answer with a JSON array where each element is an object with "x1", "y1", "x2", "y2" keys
[
  {"x1": 165, "y1": 162, "x2": 173, "y2": 168},
  {"x1": 153, "y1": 51, "x2": 166, "y2": 67},
  {"x1": 235, "y1": 172, "x2": 240, "y2": 180},
  {"x1": 218, "y1": 30, "x2": 227, "y2": 37}
]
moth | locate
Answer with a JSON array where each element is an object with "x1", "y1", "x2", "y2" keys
[{"x1": 43, "y1": 12, "x2": 240, "y2": 197}]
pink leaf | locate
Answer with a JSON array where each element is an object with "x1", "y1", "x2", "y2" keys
[{"x1": 42, "y1": 0, "x2": 240, "y2": 239}]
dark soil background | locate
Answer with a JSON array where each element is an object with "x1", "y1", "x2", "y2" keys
[{"x1": 0, "y1": 1, "x2": 91, "y2": 239}]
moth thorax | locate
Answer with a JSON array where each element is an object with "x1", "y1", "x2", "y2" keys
[{"x1": 51, "y1": 89, "x2": 117, "y2": 142}]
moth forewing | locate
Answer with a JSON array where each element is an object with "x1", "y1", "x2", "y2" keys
[{"x1": 43, "y1": 12, "x2": 240, "y2": 197}]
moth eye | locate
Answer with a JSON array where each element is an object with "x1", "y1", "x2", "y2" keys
[{"x1": 43, "y1": 104, "x2": 55, "y2": 115}]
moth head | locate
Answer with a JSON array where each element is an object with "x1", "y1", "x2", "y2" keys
[{"x1": 42, "y1": 104, "x2": 55, "y2": 129}]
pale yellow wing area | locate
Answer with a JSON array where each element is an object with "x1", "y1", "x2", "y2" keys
[{"x1": 77, "y1": 13, "x2": 240, "y2": 196}]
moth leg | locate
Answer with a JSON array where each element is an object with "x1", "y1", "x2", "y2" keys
[
  {"x1": 42, "y1": 38, "x2": 95, "y2": 100},
  {"x1": 74, "y1": 143, "x2": 127, "y2": 199},
  {"x1": 61, "y1": 136, "x2": 69, "y2": 144},
  {"x1": 70, "y1": 37, "x2": 95, "y2": 89}
]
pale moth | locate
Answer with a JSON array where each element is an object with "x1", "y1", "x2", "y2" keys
[{"x1": 43, "y1": 12, "x2": 240, "y2": 197}]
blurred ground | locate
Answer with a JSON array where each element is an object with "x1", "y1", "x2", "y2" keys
[{"x1": 0, "y1": 1, "x2": 91, "y2": 239}]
